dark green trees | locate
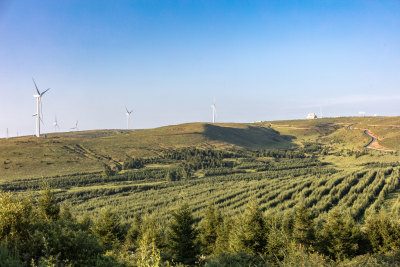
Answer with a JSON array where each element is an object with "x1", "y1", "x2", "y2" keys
[
  {"x1": 92, "y1": 209, "x2": 124, "y2": 250},
  {"x1": 320, "y1": 210, "x2": 363, "y2": 260},
  {"x1": 123, "y1": 158, "x2": 144, "y2": 170},
  {"x1": 292, "y1": 203, "x2": 315, "y2": 248},
  {"x1": 167, "y1": 203, "x2": 199, "y2": 264},
  {"x1": 199, "y1": 205, "x2": 223, "y2": 254},
  {"x1": 126, "y1": 214, "x2": 142, "y2": 250},
  {"x1": 230, "y1": 201, "x2": 268, "y2": 255},
  {"x1": 38, "y1": 185, "x2": 60, "y2": 221},
  {"x1": 364, "y1": 212, "x2": 400, "y2": 253},
  {"x1": 0, "y1": 188, "x2": 108, "y2": 266},
  {"x1": 102, "y1": 164, "x2": 115, "y2": 178}
]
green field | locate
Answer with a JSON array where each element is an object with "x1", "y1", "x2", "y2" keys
[
  {"x1": 1, "y1": 116, "x2": 400, "y2": 220},
  {"x1": 2, "y1": 116, "x2": 400, "y2": 265},
  {"x1": 0, "y1": 123, "x2": 295, "y2": 181},
  {"x1": 3, "y1": 116, "x2": 400, "y2": 181}
]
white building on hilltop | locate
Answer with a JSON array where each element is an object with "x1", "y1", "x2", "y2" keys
[{"x1": 306, "y1": 113, "x2": 317, "y2": 119}]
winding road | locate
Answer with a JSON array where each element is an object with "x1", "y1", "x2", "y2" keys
[
  {"x1": 347, "y1": 124, "x2": 394, "y2": 152},
  {"x1": 362, "y1": 130, "x2": 394, "y2": 152}
]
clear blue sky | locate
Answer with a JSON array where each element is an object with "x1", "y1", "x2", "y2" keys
[{"x1": 1, "y1": 0, "x2": 400, "y2": 137}]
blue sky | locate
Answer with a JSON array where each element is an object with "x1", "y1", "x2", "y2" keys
[{"x1": 1, "y1": 0, "x2": 400, "y2": 137}]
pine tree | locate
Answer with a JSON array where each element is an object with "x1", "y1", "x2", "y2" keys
[
  {"x1": 38, "y1": 184, "x2": 60, "y2": 221},
  {"x1": 102, "y1": 164, "x2": 114, "y2": 178},
  {"x1": 320, "y1": 210, "x2": 362, "y2": 260},
  {"x1": 167, "y1": 203, "x2": 199, "y2": 264},
  {"x1": 364, "y1": 212, "x2": 400, "y2": 253},
  {"x1": 92, "y1": 209, "x2": 123, "y2": 250},
  {"x1": 230, "y1": 200, "x2": 268, "y2": 255},
  {"x1": 126, "y1": 214, "x2": 142, "y2": 250},
  {"x1": 199, "y1": 205, "x2": 223, "y2": 255},
  {"x1": 166, "y1": 170, "x2": 176, "y2": 181},
  {"x1": 292, "y1": 203, "x2": 314, "y2": 248},
  {"x1": 140, "y1": 214, "x2": 165, "y2": 249},
  {"x1": 214, "y1": 216, "x2": 234, "y2": 254}
]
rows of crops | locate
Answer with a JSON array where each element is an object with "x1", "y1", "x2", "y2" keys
[
  {"x1": 19, "y1": 166, "x2": 395, "y2": 224},
  {"x1": 3, "y1": 145, "x2": 400, "y2": 225}
]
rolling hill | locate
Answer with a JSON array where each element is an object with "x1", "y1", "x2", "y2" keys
[
  {"x1": 1, "y1": 116, "x2": 400, "y2": 236},
  {"x1": 2, "y1": 117, "x2": 400, "y2": 181},
  {"x1": 0, "y1": 122, "x2": 295, "y2": 181}
]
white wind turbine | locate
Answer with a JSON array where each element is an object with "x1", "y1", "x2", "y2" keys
[
  {"x1": 125, "y1": 107, "x2": 133, "y2": 129},
  {"x1": 211, "y1": 100, "x2": 216, "y2": 123},
  {"x1": 32, "y1": 78, "x2": 50, "y2": 137},
  {"x1": 71, "y1": 121, "x2": 79, "y2": 131},
  {"x1": 53, "y1": 116, "x2": 60, "y2": 132}
]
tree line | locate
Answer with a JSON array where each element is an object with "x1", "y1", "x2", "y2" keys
[{"x1": 1, "y1": 188, "x2": 400, "y2": 266}]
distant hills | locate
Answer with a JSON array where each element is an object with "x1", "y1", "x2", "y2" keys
[{"x1": 1, "y1": 116, "x2": 400, "y2": 181}]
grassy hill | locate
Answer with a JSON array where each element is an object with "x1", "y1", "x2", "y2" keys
[
  {"x1": 2, "y1": 116, "x2": 400, "y2": 225},
  {"x1": 3, "y1": 117, "x2": 400, "y2": 182},
  {"x1": 0, "y1": 122, "x2": 295, "y2": 181}
]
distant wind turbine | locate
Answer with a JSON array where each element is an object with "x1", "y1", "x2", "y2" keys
[
  {"x1": 320, "y1": 106, "x2": 323, "y2": 119},
  {"x1": 53, "y1": 116, "x2": 60, "y2": 132},
  {"x1": 211, "y1": 100, "x2": 216, "y2": 123},
  {"x1": 71, "y1": 121, "x2": 79, "y2": 131},
  {"x1": 125, "y1": 107, "x2": 133, "y2": 129},
  {"x1": 32, "y1": 78, "x2": 50, "y2": 137}
]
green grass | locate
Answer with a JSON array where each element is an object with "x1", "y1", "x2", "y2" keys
[
  {"x1": 0, "y1": 122, "x2": 296, "y2": 181},
  {"x1": 3, "y1": 116, "x2": 400, "y2": 224}
]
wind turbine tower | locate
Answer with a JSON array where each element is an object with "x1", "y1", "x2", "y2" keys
[
  {"x1": 320, "y1": 106, "x2": 323, "y2": 119},
  {"x1": 211, "y1": 101, "x2": 216, "y2": 123},
  {"x1": 32, "y1": 78, "x2": 50, "y2": 137},
  {"x1": 125, "y1": 107, "x2": 133, "y2": 129},
  {"x1": 53, "y1": 116, "x2": 60, "y2": 132},
  {"x1": 71, "y1": 121, "x2": 79, "y2": 131}
]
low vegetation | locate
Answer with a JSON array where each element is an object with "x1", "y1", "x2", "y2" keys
[
  {"x1": 2, "y1": 188, "x2": 400, "y2": 266},
  {"x1": 2, "y1": 117, "x2": 400, "y2": 265}
]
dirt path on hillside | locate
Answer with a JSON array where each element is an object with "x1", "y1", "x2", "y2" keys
[
  {"x1": 362, "y1": 130, "x2": 394, "y2": 152},
  {"x1": 347, "y1": 124, "x2": 394, "y2": 152}
]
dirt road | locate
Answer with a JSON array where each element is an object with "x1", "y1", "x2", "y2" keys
[
  {"x1": 346, "y1": 124, "x2": 394, "y2": 152},
  {"x1": 363, "y1": 130, "x2": 394, "y2": 152}
]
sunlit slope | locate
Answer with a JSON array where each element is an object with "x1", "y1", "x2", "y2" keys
[
  {"x1": 2, "y1": 117, "x2": 400, "y2": 181},
  {"x1": 270, "y1": 116, "x2": 400, "y2": 150},
  {"x1": 0, "y1": 123, "x2": 294, "y2": 181}
]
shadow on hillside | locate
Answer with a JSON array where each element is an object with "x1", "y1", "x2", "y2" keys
[{"x1": 203, "y1": 124, "x2": 297, "y2": 149}]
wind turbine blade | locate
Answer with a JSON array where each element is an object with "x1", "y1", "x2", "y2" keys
[
  {"x1": 32, "y1": 78, "x2": 40, "y2": 94},
  {"x1": 41, "y1": 88, "x2": 50, "y2": 96},
  {"x1": 125, "y1": 107, "x2": 129, "y2": 113}
]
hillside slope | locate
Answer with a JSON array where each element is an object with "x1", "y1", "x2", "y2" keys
[
  {"x1": 0, "y1": 123, "x2": 295, "y2": 181},
  {"x1": 2, "y1": 116, "x2": 400, "y2": 181}
]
